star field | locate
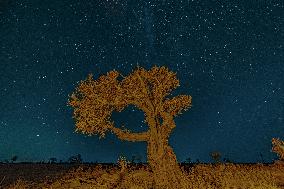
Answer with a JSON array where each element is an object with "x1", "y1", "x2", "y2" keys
[{"x1": 0, "y1": 0, "x2": 283, "y2": 163}]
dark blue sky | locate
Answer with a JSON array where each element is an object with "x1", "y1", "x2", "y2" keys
[{"x1": 0, "y1": 0, "x2": 283, "y2": 163}]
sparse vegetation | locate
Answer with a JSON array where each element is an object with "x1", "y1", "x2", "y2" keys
[
  {"x1": 6, "y1": 178, "x2": 31, "y2": 189},
  {"x1": 49, "y1": 157, "x2": 57, "y2": 164},
  {"x1": 184, "y1": 157, "x2": 191, "y2": 164},
  {"x1": 68, "y1": 154, "x2": 83, "y2": 164},
  {"x1": 131, "y1": 154, "x2": 142, "y2": 164},
  {"x1": 10, "y1": 156, "x2": 18, "y2": 163},
  {"x1": 272, "y1": 138, "x2": 284, "y2": 162},
  {"x1": 3, "y1": 160, "x2": 284, "y2": 188},
  {"x1": 210, "y1": 151, "x2": 222, "y2": 164},
  {"x1": 223, "y1": 157, "x2": 233, "y2": 163}
]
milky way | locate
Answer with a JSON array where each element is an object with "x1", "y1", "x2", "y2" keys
[{"x1": 0, "y1": 0, "x2": 283, "y2": 163}]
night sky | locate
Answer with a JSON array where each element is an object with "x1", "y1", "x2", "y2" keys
[{"x1": 0, "y1": 0, "x2": 283, "y2": 164}]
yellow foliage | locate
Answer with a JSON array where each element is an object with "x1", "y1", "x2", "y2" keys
[
  {"x1": 272, "y1": 138, "x2": 284, "y2": 161},
  {"x1": 67, "y1": 66, "x2": 191, "y2": 138}
]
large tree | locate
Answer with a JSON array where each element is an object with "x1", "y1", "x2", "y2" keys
[{"x1": 68, "y1": 66, "x2": 192, "y2": 188}]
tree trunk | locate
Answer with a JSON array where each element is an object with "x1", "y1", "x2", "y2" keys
[{"x1": 147, "y1": 135, "x2": 189, "y2": 189}]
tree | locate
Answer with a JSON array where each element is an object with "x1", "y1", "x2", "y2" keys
[
  {"x1": 259, "y1": 152, "x2": 264, "y2": 163},
  {"x1": 223, "y1": 157, "x2": 233, "y2": 163},
  {"x1": 68, "y1": 154, "x2": 82, "y2": 164},
  {"x1": 68, "y1": 66, "x2": 192, "y2": 188},
  {"x1": 210, "y1": 151, "x2": 221, "y2": 164},
  {"x1": 131, "y1": 154, "x2": 142, "y2": 164},
  {"x1": 185, "y1": 157, "x2": 191, "y2": 164},
  {"x1": 49, "y1": 157, "x2": 57, "y2": 163},
  {"x1": 271, "y1": 138, "x2": 284, "y2": 162},
  {"x1": 11, "y1": 155, "x2": 18, "y2": 163}
]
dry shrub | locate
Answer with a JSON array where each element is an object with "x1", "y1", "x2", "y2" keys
[
  {"x1": 6, "y1": 178, "x2": 32, "y2": 189},
  {"x1": 94, "y1": 156, "x2": 154, "y2": 189},
  {"x1": 118, "y1": 167, "x2": 154, "y2": 189},
  {"x1": 46, "y1": 165, "x2": 104, "y2": 189},
  {"x1": 4, "y1": 162, "x2": 283, "y2": 188},
  {"x1": 272, "y1": 138, "x2": 284, "y2": 161},
  {"x1": 186, "y1": 163, "x2": 280, "y2": 189},
  {"x1": 45, "y1": 157, "x2": 153, "y2": 189}
]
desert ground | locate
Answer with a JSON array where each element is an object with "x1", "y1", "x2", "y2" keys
[{"x1": 1, "y1": 161, "x2": 283, "y2": 189}]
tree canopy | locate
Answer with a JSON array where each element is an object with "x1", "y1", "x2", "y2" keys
[{"x1": 68, "y1": 66, "x2": 191, "y2": 140}]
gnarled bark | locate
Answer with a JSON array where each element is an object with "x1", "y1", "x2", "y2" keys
[
  {"x1": 145, "y1": 113, "x2": 189, "y2": 189},
  {"x1": 110, "y1": 126, "x2": 149, "y2": 142},
  {"x1": 147, "y1": 134, "x2": 189, "y2": 189}
]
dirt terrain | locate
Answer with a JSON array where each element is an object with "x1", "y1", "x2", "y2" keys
[
  {"x1": 0, "y1": 163, "x2": 76, "y2": 188},
  {"x1": 0, "y1": 162, "x2": 283, "y2": 188},
  {"x1": 0, "y1": 163, "x2": 142, "y2": 188}
]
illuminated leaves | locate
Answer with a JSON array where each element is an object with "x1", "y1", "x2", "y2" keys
[
  {"x1": 272, "y1": 138, "x2": 284, "y2": 161},
  {"x1": 67, "y1": 66, "x2": 192, "y2": 140},
  {"x1": 68, "y1": 70, "x2": 124, "y2": 137},
  {"x1": 120, "y1": 66, "x2": 181, "y2": 109},
  {"x1": 163, "y1": 95, "x2": 192, "y2": 116}
]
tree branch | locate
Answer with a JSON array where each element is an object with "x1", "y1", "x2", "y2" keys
[
  {"x1": 110, "y1": 125, "x2": 149, "y2": 142},
  {"x1": 136, "y1": 72, "x2": 155, "y2": 112},
  {"x1": 163, "y1": 95, "x2": 191, "y2": 116}
]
